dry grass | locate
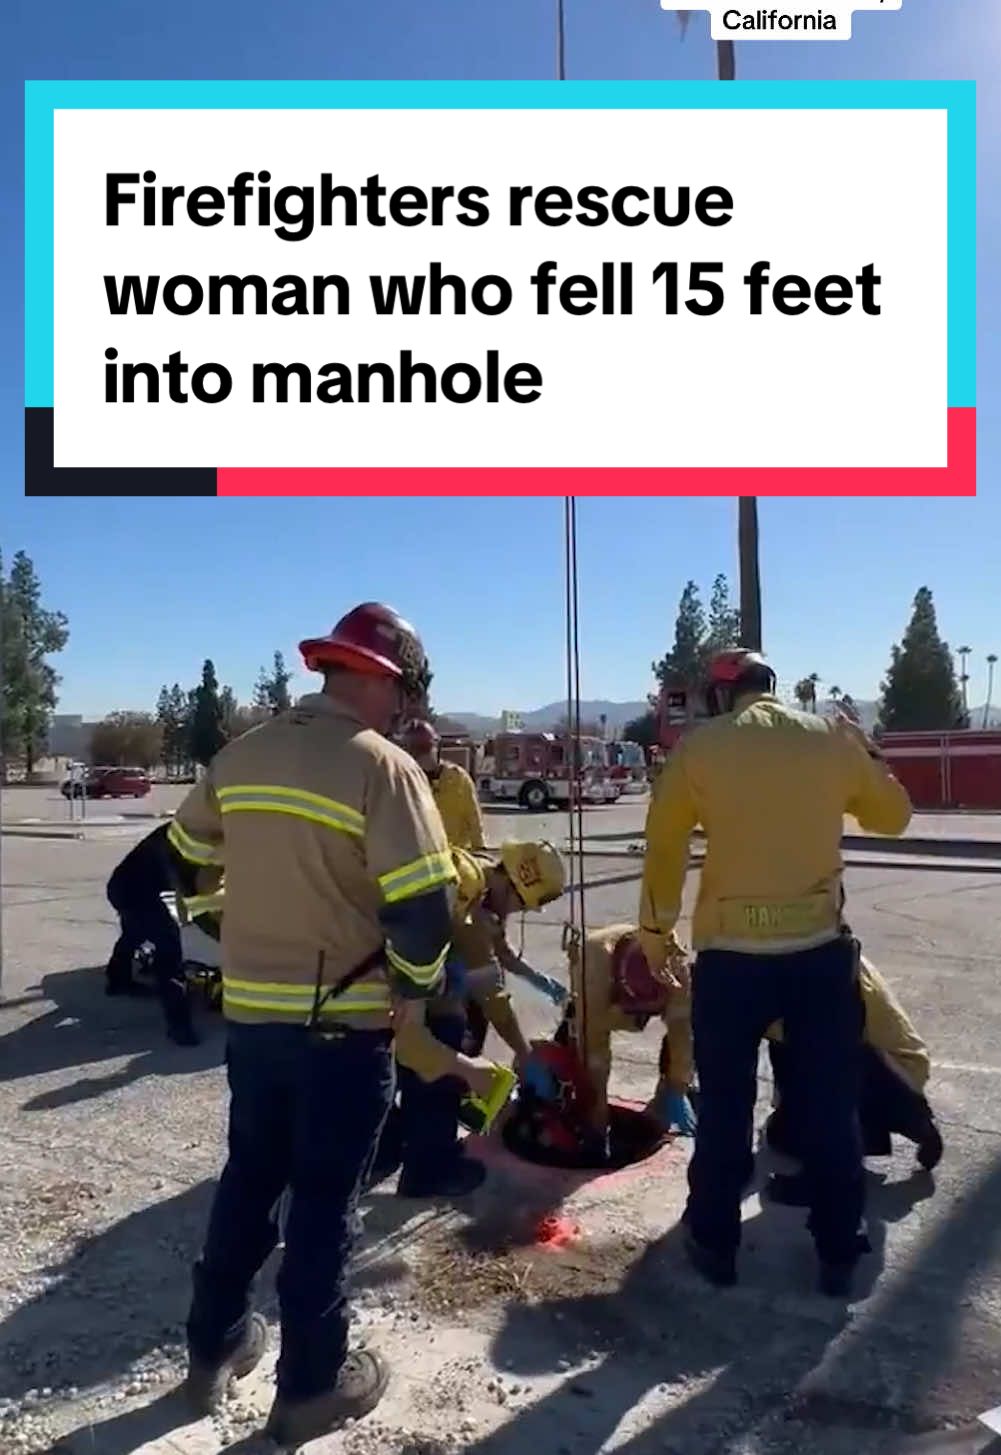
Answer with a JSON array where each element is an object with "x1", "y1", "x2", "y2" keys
[{"x1": 411, "y1": 1223, "x2": 641, "y2": 1318}]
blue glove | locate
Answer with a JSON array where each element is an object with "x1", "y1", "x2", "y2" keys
[
  {"x1": 652, "y1": 1089, "x2": 697, "y2": 1136},
  {"x1": 521, "y1": 1061, "x2": 559, "y2": 1102}
]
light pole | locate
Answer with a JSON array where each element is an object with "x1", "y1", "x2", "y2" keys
[
  {"x1": 958, "y1": 645, "x2": 971, "y2": 716},
  {"x1": 984, "y1": 655, "x2": 997, "y2": 730}
]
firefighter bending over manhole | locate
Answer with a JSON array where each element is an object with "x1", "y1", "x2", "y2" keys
[
  {"x1": 509, "y1": 923, "x2": 695, "y2": 1170},
  {"x1": 764, "y1": 952, "x2": 944, "y2": 1204}
]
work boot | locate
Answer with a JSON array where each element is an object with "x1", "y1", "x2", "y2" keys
[
  {"x1": 183, "y1": 1312, "x2": 267, "y2": 1416},
  {"x1": 916, "y1": 1120, "x2": 944, "y2": 1172},
  {"x1": 265, "y1": 1349, "x2": 390, "y2": 1445},
  {"x1": 397, "y1": 1155, "x2": 486, "y2": 1199},
  {"x1": 682, "y1": 1228, "x2": 737, "y2": 1288}
]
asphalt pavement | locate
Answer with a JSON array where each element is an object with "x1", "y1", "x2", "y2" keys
[{"x1": 2, "y1": 814, "x2": 1001, "y2": 1453}]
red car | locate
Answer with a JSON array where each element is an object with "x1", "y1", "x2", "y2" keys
[{"x1": 61, "y1": 766, "x2": 152, "y2": 799}]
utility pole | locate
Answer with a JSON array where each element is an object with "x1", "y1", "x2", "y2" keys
[{"x1": 713, "y1": 39, "x2": 763, "y2": 652}]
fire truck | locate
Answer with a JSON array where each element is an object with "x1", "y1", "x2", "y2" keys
[
  {"x1": 437, "y1": 732, "x2": 477, "y2": 776},
  {"x1": 657, "y1": 685, "x2": 709, "y2": 749},
  {"x1": 480, "y1": 731, "x2": 622, "y2": 812},
  {"x1": 606, "y1": 740, "x2": 649, "y2": 791},
  {"x1": 877, "y1": 729, "x2": 1001, "y2": 810}
]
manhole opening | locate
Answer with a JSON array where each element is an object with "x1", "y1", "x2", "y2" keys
[{"x1": 501, "y1": 1102, "x2": 667, "y2": 1172}]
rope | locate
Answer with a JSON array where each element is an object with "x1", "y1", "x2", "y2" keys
[{"x1": 563, "y1": 496, "x2": 588, "y2": 1055}]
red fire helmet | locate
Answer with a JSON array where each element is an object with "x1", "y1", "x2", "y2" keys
[
  {"x1": 708, "y1": 649, "x2": 772, "y2": 686},
  {"x1": 299, "y1": 603, "x2": 428, "y2": 695}
]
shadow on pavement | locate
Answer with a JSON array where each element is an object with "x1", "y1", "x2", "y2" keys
[
  {"x1": 451, "y1": 1148, "x2": 1001, "y2": 1455},
  {"x1": 44, "y1": 1388, "x2": 202, "y2": 1455},
  {"x1": 0, "y1": 1181, "x2": 222, "y2": 1404},
  {"x1": 0, "y1": 968, "x2": 223, "y2": 1110}
]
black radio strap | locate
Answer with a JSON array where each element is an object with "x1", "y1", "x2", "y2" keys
[{"x1": 307, "y1": 946, "x2": 386, "y2": 1030}]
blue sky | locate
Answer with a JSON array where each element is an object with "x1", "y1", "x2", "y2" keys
[{"x1": 3, "y1": 0, "x2": 998, "y2": 717}]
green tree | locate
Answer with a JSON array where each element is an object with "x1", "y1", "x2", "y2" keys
[
  {"x1": 219, "y1": 684, "x2": 238, "y2": 735},
  {"x1": 0, "y1": 551, "x2": 70, "y2": 778},
  {"x1": 879, "y1": 587, "x2": 967, "y2": 732},
  {"x1": 253, "y1": 650, "x2": 294, "y2": 715},
  {"x1": 653, "y1": 581, "x2": 707, "y2": 695},
  {"x1": 156, "y1": 683, "x2": 191, "y2": 777},
  {"x1": 91, "y1": 711, "x2": 163, "y2": 769},
  {"x1": 187, "y1": 659, "x2": 227, "y2": 766},
  {"x1": 793, "y1": 673, "x2": 821, "y2": 713},
  {"x1": 623, "y1": 710, "x2": 659, "y2": 749},
  {"x1": 706, "y1": 573, "x2": 741, "y2": 654}
]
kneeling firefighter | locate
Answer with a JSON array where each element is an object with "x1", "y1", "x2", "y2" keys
[
  {"x1": 510, "y1": 924, "x2": 695, "y2": 1168},
  {"x1": 764, "y1": 954, "x2": 943, "y2": 1204},
  {"x1": 375, "y1": 839, "x2": 568, "y2": 1197},
  {"x1": 106, "y1": 822, "x2": 218, "y2": 1046}
]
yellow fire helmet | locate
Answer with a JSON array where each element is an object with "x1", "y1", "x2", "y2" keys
[{"x1": 499, "y1": 839, "x2": 567, "y2": 911}]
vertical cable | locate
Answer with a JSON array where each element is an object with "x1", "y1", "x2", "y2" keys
[{"x1": 563, "y1": 497, "x2": 587, "y2": 1056}]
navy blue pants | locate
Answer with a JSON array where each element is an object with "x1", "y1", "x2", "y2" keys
[
  {"x1": 374, "y1": 1011, "x2": 467, "y2": 1187},
  {"x1": 106, "y1": 882, "x2": 188, "y2": 1025},
  {"x1": 187, "y1": 1022, "x2": 395, "y2": 1401},
  {"x1": 686, "y1": 934, "x2": 865, "y2": 1265},
  {"x1": 768, "y1": 1040, "x2": 934, "y2": 1158}
]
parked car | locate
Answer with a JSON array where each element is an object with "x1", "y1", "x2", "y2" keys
[{"x1": 60, "y1": 766, "x2": 152, "y2": 799}]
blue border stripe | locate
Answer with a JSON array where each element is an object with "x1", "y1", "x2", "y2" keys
[
  {"x1": 25, "y1": 79, "x2": 976, "y2": 413},
  {"x1": 946, "y1": 86, "x2": 976, "y2": 407}
]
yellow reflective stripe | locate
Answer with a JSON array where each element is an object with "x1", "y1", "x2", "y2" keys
[
  {"x1": 168, "y1": 819, "x2": 222, "y2": 866},
  {"x1": 379, "y1": 851, "x2": 458, "y2": 905},
  {"x1": 217, "y1": 785, "x2": 364, "y2": 837},
  {"x1": 222, "y1": 977, "x2": 390, "y2": 1016},
  {"x1": 183, "y1": 892, "x2": 225, "y2": 916},
  {"x1": 224, "y1": 997, "x2": 388, "y2": 1016},
  {"x1": 385, "y1": 940, "x2": 448, "y2": 988}
]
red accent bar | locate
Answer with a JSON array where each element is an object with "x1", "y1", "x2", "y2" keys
[{"x1": 218, "y1": 408, "x2": 976, "y2": 499}]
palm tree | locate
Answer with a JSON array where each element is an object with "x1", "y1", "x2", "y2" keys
[
  {"x1": 958, "y1": 645, "x2": 972, "y2": 713},
  {"x1": 984, "y1": 654, "x2": 997, "y2": 730},
  {"x1": 808, "y1": 672, "x2": 820, "y2": 712}
]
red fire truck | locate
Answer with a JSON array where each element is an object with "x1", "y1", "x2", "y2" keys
[
  {"x1": 480, "y1": 731, "x2": 622, "y2": 812},
  {"x1": 607, "y1": 740, "x2": 649, "y2": 791},
  {"x1": 877, "y1": 729, "x2": 1001, "y2": 811},
  {"x1": 657, "y1": 685, "x2": 709, "y2": 749}
]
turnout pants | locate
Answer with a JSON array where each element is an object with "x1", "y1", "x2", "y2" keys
[
  {"x1": 187, "y1": 1022, "x2": 394, "y2": 1401},
  {"x1": 106, "y1": 882, "x2": 190, "y2": 1029},
  {"x1": 768, "y1": 1040, "x2": 934, "y2": 1159},
  {"x1": 686, "y1": 934, "x2": 865, "y2": 1266}
]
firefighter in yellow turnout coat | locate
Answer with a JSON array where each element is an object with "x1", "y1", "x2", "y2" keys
[
  {"x1": 376, "y1": 839, "x2": 567, "y2": 1195},
  {"x1": 171, "y1": 603, "x2": 461, "y2": 1451},
  {"x1": 640, "y1": 649, "x2": 912, "y2": 1297}
]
